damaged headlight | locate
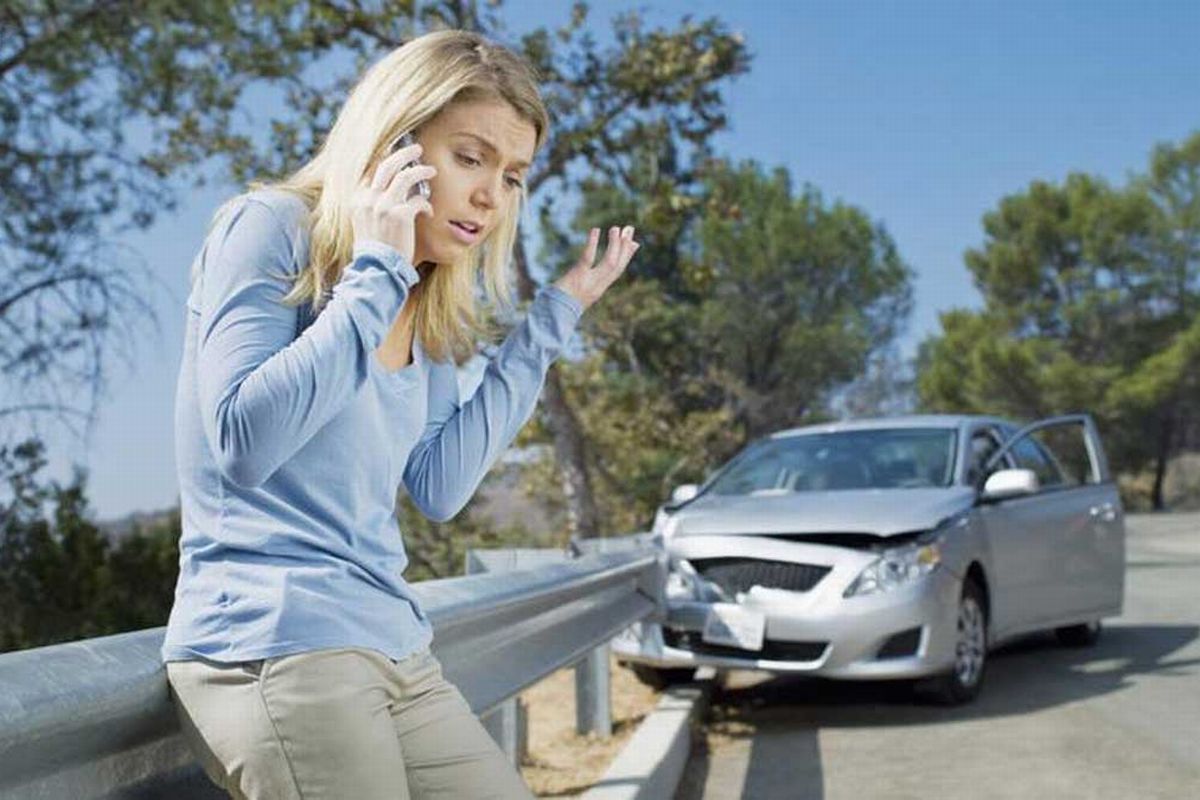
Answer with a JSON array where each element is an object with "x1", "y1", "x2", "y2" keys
[
  {"x1": 665, "y1": 558, "x2": 730, "y2": 602},
  {"x1": 843, "y1": 532, "x2": 944, "y2": 598},
  {"x1": 665, "y1": 563, "x2": 697, "y2": 599}
]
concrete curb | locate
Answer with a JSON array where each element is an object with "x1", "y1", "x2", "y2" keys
[{"x1": 580, "y1": 670, "x2": 714, "y2": 800}]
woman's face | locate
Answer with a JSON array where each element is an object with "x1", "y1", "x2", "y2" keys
[{"x1": 411, "y1": 98, "x2": 537, "y2": 268}]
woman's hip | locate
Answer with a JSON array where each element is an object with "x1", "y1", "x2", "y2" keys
[{"x1": 165, "y1": 646, "x2": 532, "y2": 799}]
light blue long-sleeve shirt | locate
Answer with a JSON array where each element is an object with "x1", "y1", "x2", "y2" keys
[{"x1": 161, "y1": 188, "x2": 583, "y2": 664}]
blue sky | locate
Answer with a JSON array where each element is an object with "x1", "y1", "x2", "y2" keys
[{"x1": 36, "y1": 0, "x2": 1200, "y2": 520}]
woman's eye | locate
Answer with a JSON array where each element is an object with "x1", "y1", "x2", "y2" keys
[{"x1": 457, "y1": 152, "x2": 522, "y2": 189}]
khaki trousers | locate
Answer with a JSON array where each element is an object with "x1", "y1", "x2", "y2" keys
[{"x1": 166, "y1": 647, "x2": 534, "y2": 800}]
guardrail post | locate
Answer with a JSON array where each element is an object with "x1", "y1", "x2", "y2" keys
[
  {"x1": 575, "y1": 643, "x2": 612, "y2": 737},
  {"x1": 481, "y1": 697, "x2": 528, "y2": 766},
  {"x1": 466, "y1": 549, "x2": 544, "y2": 763}
]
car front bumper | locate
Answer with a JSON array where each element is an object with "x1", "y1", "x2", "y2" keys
[{"x1": 611, "y1": 535, "x2": 965, "y2": 680}]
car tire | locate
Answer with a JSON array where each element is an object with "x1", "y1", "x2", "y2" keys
[
  {"x1": 1055, "y1": 620, "x2": 1102, "y2": 647},
  {"x1": 627, "y1": 663, "x2": 697, "y2": 690},
  {"x1": 918, "y1": 576, "x2": 988, "y2": 705}
]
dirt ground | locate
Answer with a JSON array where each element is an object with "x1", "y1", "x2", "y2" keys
[{"x1": 519, "y1": 654, "x2": 661, "y2": 798}]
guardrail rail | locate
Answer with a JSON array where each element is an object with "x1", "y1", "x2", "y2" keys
[{"x1": 0, "y1": 542, "x2": 665, "y2": 799}]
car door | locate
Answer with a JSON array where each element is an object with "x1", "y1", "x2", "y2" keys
[
  {"x1": 968, "y1": 425, "x2": 1058, "y2": 636},
  {"x1": 1046, "y1": 416, "x2": 1124, "y2": 614},
  {"x1": 979, "y1": 415, "x2": 1124, "y2": 633}
]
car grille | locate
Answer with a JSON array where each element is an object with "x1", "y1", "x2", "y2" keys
[
  {"x1": 663, "y1": 628, "x2": 828, "y2": 662},
  {"x1": 689, "y1": 557, "x2": 830, "y2": 595}
]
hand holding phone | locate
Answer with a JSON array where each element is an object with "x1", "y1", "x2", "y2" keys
[
  {"x1": 350, "y1": 132, "x2": 436, "y2": 266},
  {"x1": 393, "y1": 132, "x2": 432, "y2": 200}
]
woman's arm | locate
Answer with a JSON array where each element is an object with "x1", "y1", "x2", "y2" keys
[
  {"x1": 196, "y1": 194, "x2": 420, "y2": 488},
  {"x1": 401, "y1": 284, "x2": 582, "y2": 521}
]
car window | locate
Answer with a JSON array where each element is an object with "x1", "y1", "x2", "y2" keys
[
  {"x1": 706, "y1": 428, "x2": 958, "y2": 495},
  {"x1": 967, "y1": 428, "x2": 1005, "y2": 486},
  {"x1": 1010, "y1": 436, "x2": 1065, "y2": 487},
  {"x1": 716, "y1": 450, "x2": 788, "y2": 494},
  {"x1": 1028, "y1": 424, "x2": 1095, "y2": 486}
]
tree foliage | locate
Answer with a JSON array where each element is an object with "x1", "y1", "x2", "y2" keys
[
  {"x1": 519, "y1": 155, "x2": 914, "y2": 534},
  {"x1": 917, "y1": 132, "x2": 1200, "y2": 508},
  {"x1": 693, "y1": 161, "x2": 913, "y2": 440},
  {"x1": 0, "y1": 438, "x2": 180, "y2": 652}
]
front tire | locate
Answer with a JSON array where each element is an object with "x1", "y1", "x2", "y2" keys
[
  {"x1": 918, "y1": 576, "x2": 988, "y2": 705},
  {"x1": 1055, "y1": 620, "x2": 1102, "y2": 647}
]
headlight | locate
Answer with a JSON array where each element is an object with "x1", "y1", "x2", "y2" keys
[
  {"x1": 665, "y1": 565, "x2": 697, "y2": 599},
  {"x1": 844, "y1": 533, "x2": 943, "y2": 598},
  {"x1": 665, "y1": 558, "x2": 730, "y2": 602},
  {"x1": 665, "y1": 557, "x2": 702, "y2": 599}
]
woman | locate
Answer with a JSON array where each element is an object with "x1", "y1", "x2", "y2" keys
[{"x1": 162, "y1": 29, "x2": 639, "y2": 800}]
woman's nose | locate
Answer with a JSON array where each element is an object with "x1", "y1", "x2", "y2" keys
[{"x1": 472, "y1": 178, "x2": 501, "y2": 210}]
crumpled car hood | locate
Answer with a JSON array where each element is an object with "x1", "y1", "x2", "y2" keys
[{"x1": 671, "y1": 487, "x2": 976, "y2": 538}]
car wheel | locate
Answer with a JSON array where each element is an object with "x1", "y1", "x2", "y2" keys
[
  {"x1": 627, "y1": 663, "x2": 697, "y2": 690},
  {"x1": 918, "y1": 576, "x2": 988, "y2": 705},
  {"x1": 1055, "y1": 620, "x2": 1102, "y2": 647}
]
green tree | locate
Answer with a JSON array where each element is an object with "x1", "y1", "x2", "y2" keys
[
  {"x1": 693, "y1": 161, "x2": 914, "y2": 440},
  {"x1": 918, "y1": 134, "x2": 1200, "y2": 508},
  {"x1": 0, "y1": 438, "x2": 110, "y2": 650},
  {"x1": 519, "y1": 157, "x2": 914, "y2": 535},
  {"x1": 101, "y1": 507, "x2": 182, "y2": 632},
  {"x1": 0, "y1": 436, "x2": 186, "y2": 652}
]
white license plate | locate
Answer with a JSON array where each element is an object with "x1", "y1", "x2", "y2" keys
[{"x1": 701, "y1": 603, "x2": 765, "y2": 651}]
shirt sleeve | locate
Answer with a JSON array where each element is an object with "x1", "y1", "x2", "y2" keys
[
  {"x1": 196, "y1": 195, "x2": 420, "y2": 488},
  {"x1": 402, "y1": 284, "x2": 584, "y2": 521}
]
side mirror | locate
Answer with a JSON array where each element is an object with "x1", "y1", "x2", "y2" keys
[
  {"x1": 670, "y1": 484, "x2": 699, "y2": 504},
  {"x1": 980, "y1": 469, "x2": 1039, "y2": 502}
]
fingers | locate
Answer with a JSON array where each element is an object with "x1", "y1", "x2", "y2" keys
[
  {"x1": 384, "y1": 163, "x2": 437, "y2": 205},
  {"x1": 370, "y1": 142, "x2": 425, "y2": 192},
  {"x1": 576, "y1": 224, "x2": 639, "y2": 276},
  {"x1": 618, "y1": 225, "x2": 640, "y2": 268},
  {"x1": 579, "y1": 227, "x2": 600, "y2": 268},
  {"x1": 603, "y1": 226, "x2": 621, "y2": 267},
  {"x1": 411, "y1": 197, "x2": 434, "y2": 220},
  {"x1": 599, "y1": 225, "x2": 639, "y2": 272}
]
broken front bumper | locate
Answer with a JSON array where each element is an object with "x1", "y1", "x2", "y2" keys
[{"x1": 612, "y1": 535, "x2": 964, "y2": 680}]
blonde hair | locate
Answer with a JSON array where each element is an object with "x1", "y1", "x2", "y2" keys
[{"x1": 204, "y1": 29, "x2": 549, "y2": 365}]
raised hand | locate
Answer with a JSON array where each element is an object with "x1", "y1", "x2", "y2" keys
[{"x1": 553, "y1": 225, "x2": 640, "y2": 312}]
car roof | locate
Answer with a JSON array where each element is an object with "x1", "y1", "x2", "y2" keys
[{"x1": 769, "y1": 414, "x2": 1012, "y2": 439}]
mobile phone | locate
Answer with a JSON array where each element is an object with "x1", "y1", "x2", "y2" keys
[{"x1": 392, "y1": 131, "x2": 432, "y2": 200}]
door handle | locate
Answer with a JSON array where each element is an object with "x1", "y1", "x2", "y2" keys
[{"x1": 1089, "y1": 503, "x2": 1117, "y2": 522}]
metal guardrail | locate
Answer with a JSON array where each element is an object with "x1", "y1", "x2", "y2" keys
[
  {"x1": 0, "y1": 544, "x2": 665, "y2": 799},
  {"x1": 464, "y1": 534, "x2": 666, "y2": 757}
]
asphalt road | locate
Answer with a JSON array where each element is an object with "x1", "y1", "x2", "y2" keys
[{"x1": 674, "y1": 512, "x2": 1200, "y2": 799}]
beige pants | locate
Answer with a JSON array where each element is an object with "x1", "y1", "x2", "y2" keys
[{"x1": 166, "y1": 647, "x2": 534, "y2": 800}]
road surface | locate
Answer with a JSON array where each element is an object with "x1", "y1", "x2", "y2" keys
[{"x1": 675, "y1": 512, "x2": 1200, "y2": 799}]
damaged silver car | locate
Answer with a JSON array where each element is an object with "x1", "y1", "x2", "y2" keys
[{"x1": 613, "y1": 414, "x2": 1125, "y2": 703}]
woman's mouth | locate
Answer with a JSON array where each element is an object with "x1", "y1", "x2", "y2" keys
[{"x1": 448, "y1": 220, "x2": 482, "y2": 244}]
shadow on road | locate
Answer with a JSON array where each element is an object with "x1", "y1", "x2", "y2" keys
[{"x1": 674, "y1": 622, "x2": 1198, "y2": 800}]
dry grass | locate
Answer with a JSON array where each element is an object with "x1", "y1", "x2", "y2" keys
[{"x1": 519, "y1": 654, "x2": 661, "y2": 798}]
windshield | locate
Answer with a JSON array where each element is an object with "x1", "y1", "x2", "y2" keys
[{"x1": 706, "y1": 428, "x2": 958, "y2": 496}]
